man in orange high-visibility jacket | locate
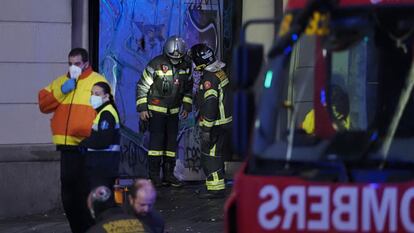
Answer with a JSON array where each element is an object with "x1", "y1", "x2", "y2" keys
[{"x1": 38, "y1": 48, "x2": 107, "y2": 233}]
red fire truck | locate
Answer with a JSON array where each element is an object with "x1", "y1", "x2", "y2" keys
[{"x1": 226, "y1": 0, "x2": 414, "y2": 232}]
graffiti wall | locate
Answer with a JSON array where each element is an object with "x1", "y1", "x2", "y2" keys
[{"x1": 99, "y1": 0, "x2": 223, "y2": 180}]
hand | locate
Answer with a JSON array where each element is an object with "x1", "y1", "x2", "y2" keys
[
  {"x1": 140, "y1": 111, "x2": 150, "y2": 121},
  {"x1": 180, "y1": 110, "x2": 189, "y2": 119},
  {"x1": 61, "y1": 78, "x2": 76, "y2": 94}
]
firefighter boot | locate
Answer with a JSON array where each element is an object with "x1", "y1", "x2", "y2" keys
[
  {"x1": 198, "y1": 153, "x2": 225, "y2": 199},
  {"x1": 163, "y1": 156, "x2": 183, "y2": 188},
  {"x1": 148, "y1": 156, "x2": 162, "y2": 187},
  {"x1": 197, "y1": 187, "x2": 225, "y2": 199}
]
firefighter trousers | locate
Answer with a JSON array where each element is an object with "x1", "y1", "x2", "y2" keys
[
  {"x1": 148, "y1": 111, "x2": 179, "y2": 157},
  {"x1": 147, "y1": 111, "x2": 179, "y2": 183},
  {"x1": 200, "y1": 127, "x2": 227, "y2": 191}
]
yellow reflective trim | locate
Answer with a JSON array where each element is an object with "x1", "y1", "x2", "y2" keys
[
  {"x1": 165, "y1": 151, "x2": 176, "y2": 157},
  {"x1": 195, "y1": 64, "x2": 206, "y2": 71},
  {"x1": 200, "y1": 117, "x2": 232, "y2": 128},
  {"x1": 148, "y1": 105, "x2": 168, "y2": 113},
  {"x1": 215, "y1": 116, "x2": 232, "y2": 125},
  {"x1": 212, "y1": 172, "x2": 219, "y2": 181},
  {"x1": 204, "y1": 89, "x2": 218, "y2": 98},
  {"x1": 183, "y1": 96, "x2": 193, "y2": 104},
  {"x1": 218, "y1": 87, "x2": 225, "y2": 120},
  {"x1": 142, "y1": 70, "x2": 154, "y2": 85},
  {"x1": 209, "y1": 144, "x2": 216, "y2": 157},
  {"x1": 207, "y1": 183, "x2": 225, "y2": 190},
  {"x1": 219, "y1": 78, "x2": 229, "y2": 88},
  {"x1": 52, "y1": 135, "x2": 83, "y2": 145},
  {"x1": 344, "y1": 116, "x2": 350, "y2": 129},
  {"x1": 103, "y1": 219, "x2": 144, "y2": 232},
  {"x1": 201, "y1": 119, "x2": 215, "y2": 128},
  {"x1": 136, "y1": 98, "x2": 147, "y2": 106},
  {"x1": 178, "y1": 71, "x2": 189, "y2": 74},
  {"x1": 206, "y1": 179, "x2": 225, "y2": 186},
  {"x1": 170, "y1": 108, "x2": 180, "y2": 114},
  {"x1": 148, "y1": 150, "x2": 164, "y2": 156},
  {"x1": 206, "y1": 178, "x2": 225, "y2": 191},
  {"x1": 155, "y1": 70, "x2": 173, "y2": 76},
  {"x1": 93, "y1": 105, "x2": 120, "y2": 126}
]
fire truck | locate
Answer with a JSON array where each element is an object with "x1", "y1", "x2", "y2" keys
[{"x1": 226, "y1": 0, "x2": 414, "y2": 232}]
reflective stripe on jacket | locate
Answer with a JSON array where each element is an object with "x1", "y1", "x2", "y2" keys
[
  {"x1": 136, "y1": 54, "x2": 193, "y2": 114},
  {"x1": 197, "y1": 69, "x2": 232, "y2": 131}
]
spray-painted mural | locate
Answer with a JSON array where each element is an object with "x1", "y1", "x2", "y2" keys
[{"x1": 99, "y1": 0, "x2": 223, "y2": 179}]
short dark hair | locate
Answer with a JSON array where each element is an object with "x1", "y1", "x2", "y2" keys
[{"x1": 68, "y1": 48, "x2": 89, "y2": 62}]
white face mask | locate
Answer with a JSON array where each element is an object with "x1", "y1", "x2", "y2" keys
[
  {"x1": 90, "y1": 95, "x2": 103, "y2": 109},
  {"x1": 69, "y1": 65, "x2": 82, "y2": 79}
]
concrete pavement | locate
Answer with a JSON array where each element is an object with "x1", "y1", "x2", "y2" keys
[{"x1": 0, "y1": 182, "x2": 229, "y2": 233}]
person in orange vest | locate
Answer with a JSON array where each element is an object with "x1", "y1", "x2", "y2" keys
[{"x1": 38, "y1": 48, "x2": 107, "y2": 233}]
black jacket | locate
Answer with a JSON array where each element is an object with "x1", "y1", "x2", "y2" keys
[
  {"x1": 124, "y1": 205, "x2": 165, "y2": 233},
  {"x1": 80, "y1": 102, "x2": 120, "y2": 150},
  {"x1": 86, "y1": 207, "x2": 149, "y2": 233}
]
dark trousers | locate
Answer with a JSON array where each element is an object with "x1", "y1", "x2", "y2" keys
[
  {"x1": 85, "y1": 151, "x2": 120, "y2": 190},
  {"x1": 148, "y1": 112, "x2": 179, "y2": 157},
  {"x1": 200, "y1": 127, "x2": 227, "y2": 191},
  {"x1": 60, "y1": 150, "x2": 94, "y2": 233}
]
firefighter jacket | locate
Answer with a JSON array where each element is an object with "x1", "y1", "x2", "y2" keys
[
  {"x1": 79, "y1": 102, "x2": 120, "y2": 151},
  {"x1": 38, "y1": 67, "x2": 107, "y2": 146},
  {"x1": 136, "y1": 54, "x2": 193, "y2": 115},
  {"x1": 197, "y1": 69, "x2": 232, "y2": 132}
]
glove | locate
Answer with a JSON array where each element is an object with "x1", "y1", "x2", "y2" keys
[
  {"x1": 200, "y1": 131, "x2": 211, "y2": 143},
  {"x1": 139, "y1": 120, "x2": 149, "y2": 133},
  {"x1": 61, "y1": 78, "x2": 76, "y2": 94}
]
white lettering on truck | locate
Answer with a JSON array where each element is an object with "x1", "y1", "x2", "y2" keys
[{"x1": 257, "y1": 184, "x2": 414, "y2": 232}]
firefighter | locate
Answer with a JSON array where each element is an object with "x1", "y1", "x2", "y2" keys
[
  {"x1": 189, "y1": 44, "x2": 232, "y2": 199},
  {"x1": 302, "y1": 85, "x2": 350, "y2": 134},
  {"x1": 136, "y1": 36, "x2": 193, "y2": 187}
]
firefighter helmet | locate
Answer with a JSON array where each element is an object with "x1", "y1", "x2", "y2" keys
[
  {"x1": 164, "y1": 36, "x2": 187, "y2": 64},
  {"x1": 189, "y1": 43, "x2": 216, "y2": 71}
]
